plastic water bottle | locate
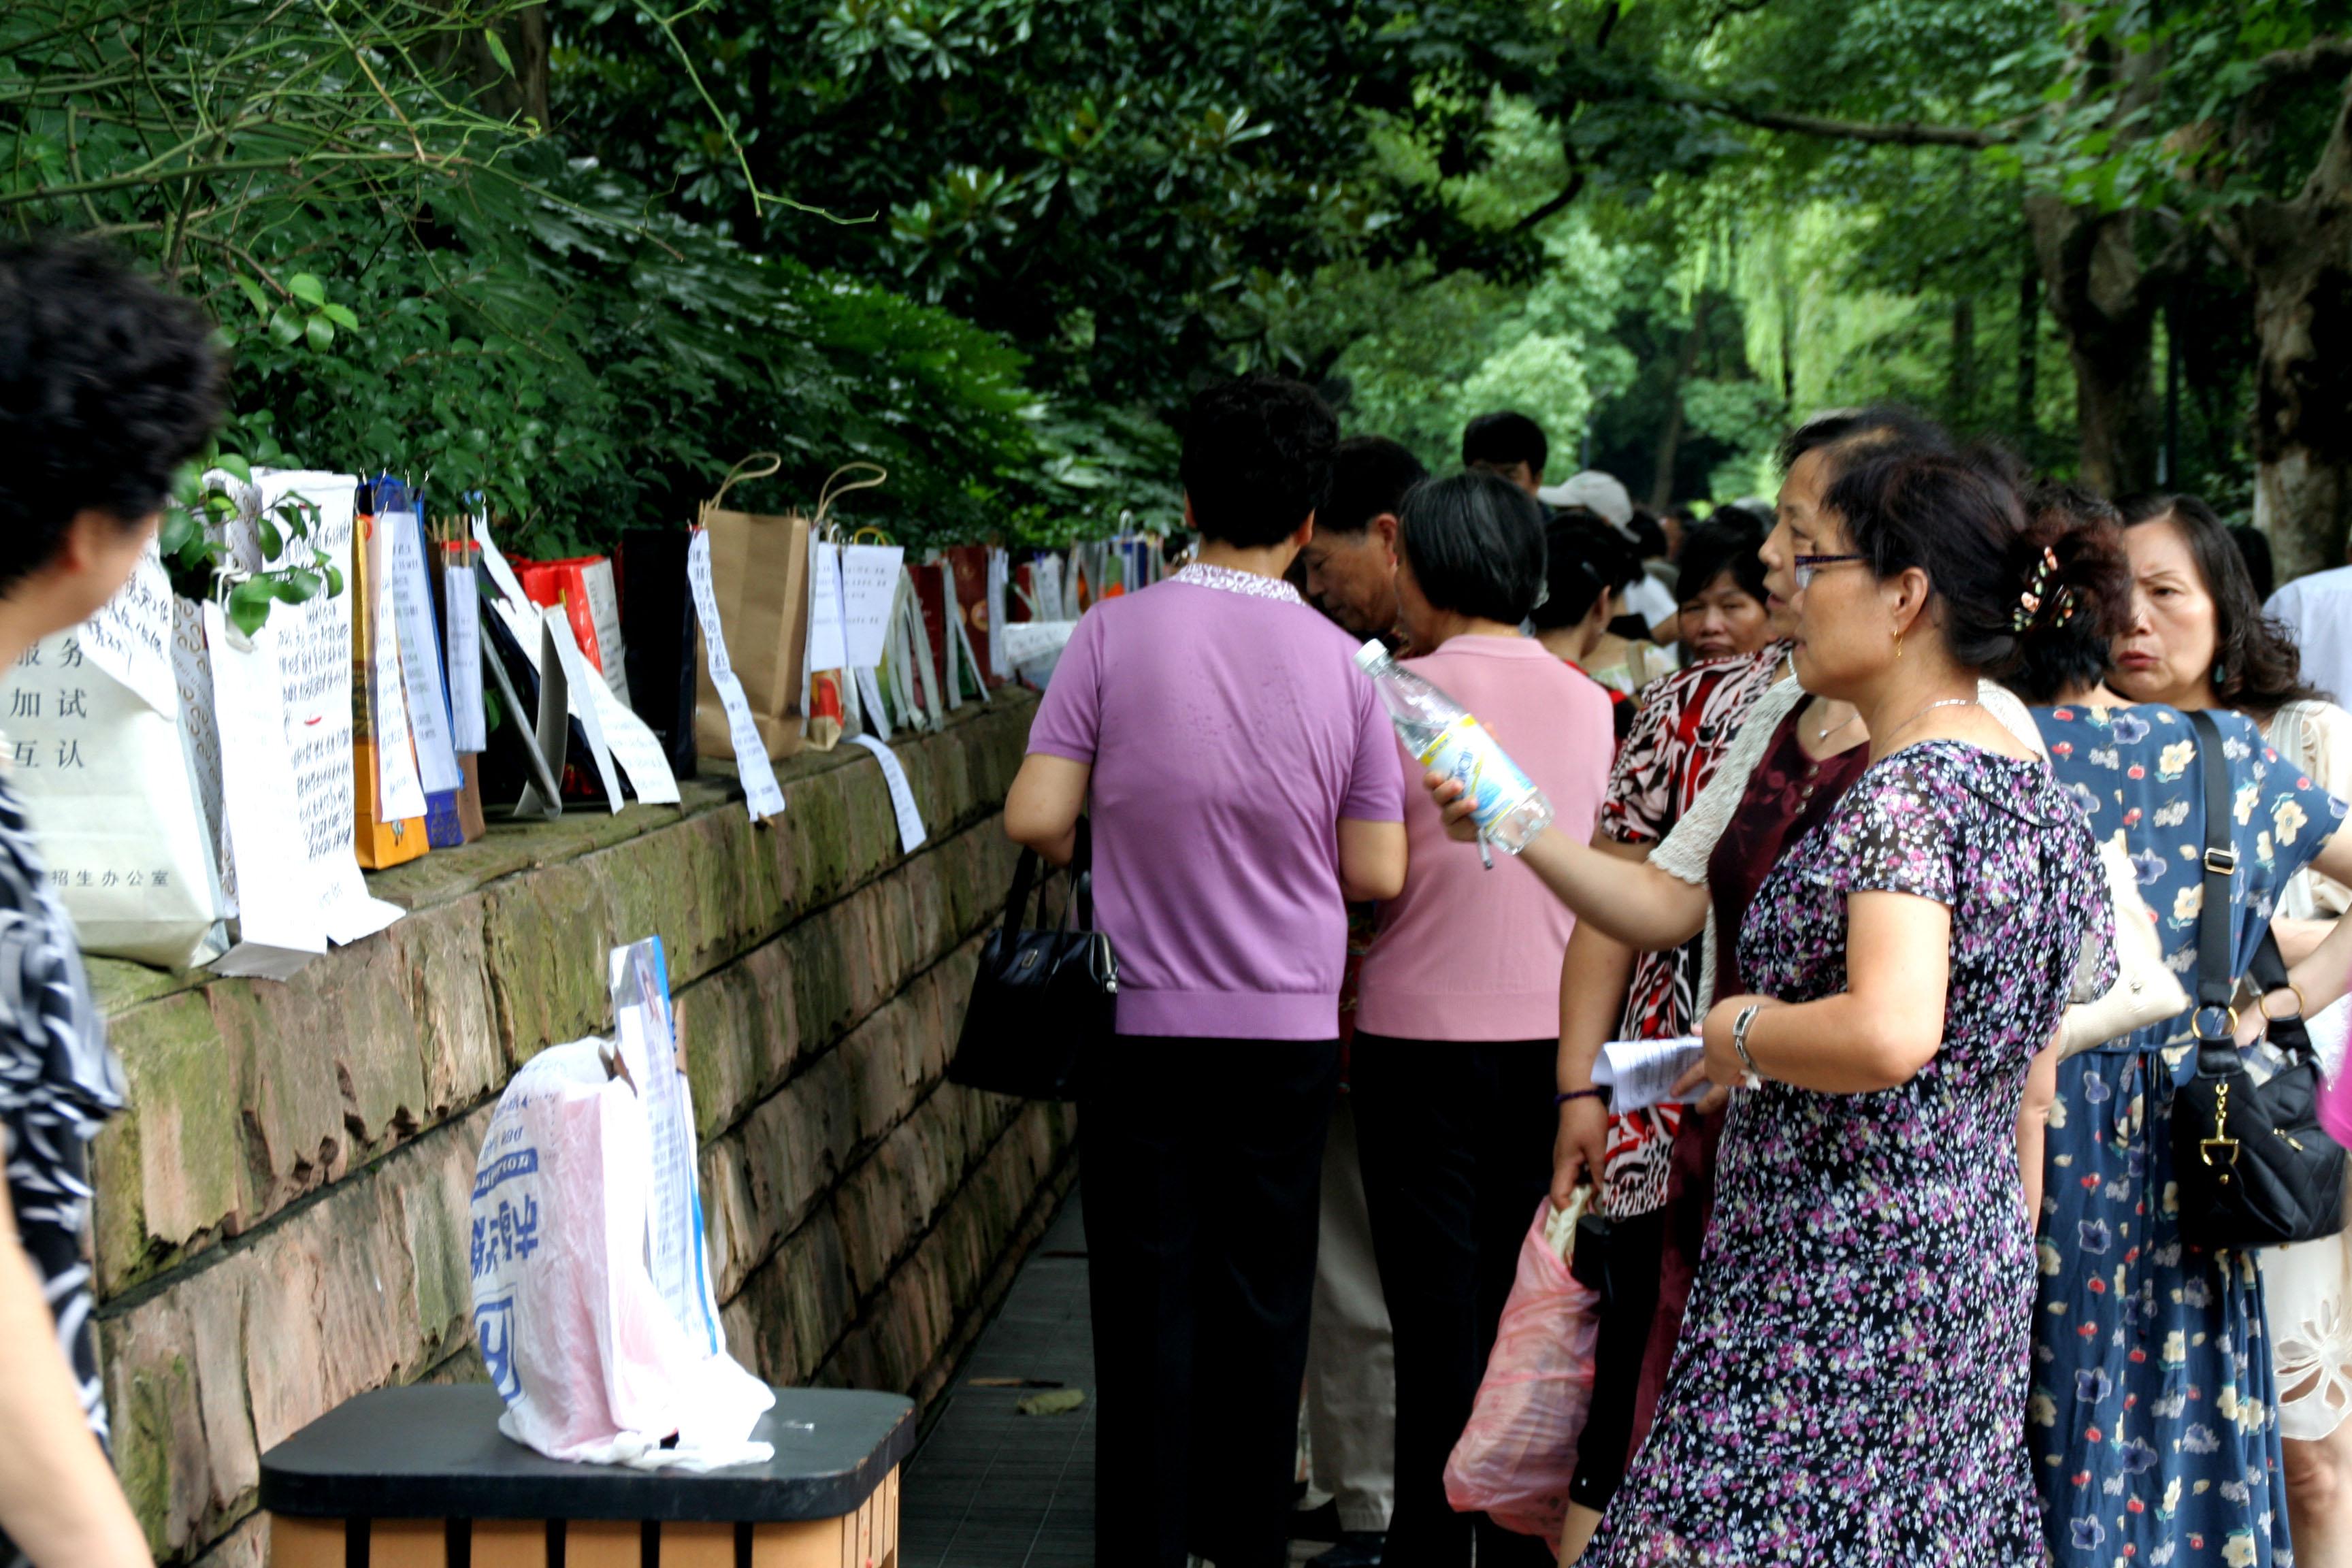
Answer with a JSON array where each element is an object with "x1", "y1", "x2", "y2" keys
[{"x1": 1354, "y1": 640, "x2": 1552, "y2": 854}]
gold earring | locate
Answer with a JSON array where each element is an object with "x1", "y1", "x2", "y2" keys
[{"x1": 1893, "y1": 625, "x2": 1905, "y2": 662}]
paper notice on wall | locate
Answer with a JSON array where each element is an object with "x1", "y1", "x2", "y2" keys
[
  {"x1": 539, "y1": 610, "x2": 623, "y2": 813},
  {"x1": 807, "y1": 538, "x2": 848, "y2": 674},
  {"x1": 468, "y1": 515, "x2": 540, "y2": 642},
  {"x1": 847, "y1": 733, "x2": 927, "y2": 854},
  {"x1": 583, "y1": 668, "x2": 679, "y2": 807},
  {"x1": 854, "y1": 665, "x2": 891, "y2": 743},
  {"x1": 381, "y1": 510, "x2": 463, "y2": 793},
  {"x1": 839, "y1": 544, "x2": 903, "y2": 668},
  {"x1": 172, "y1": 596, "x2": 231, "y2": 908},
  {"x1": 250, "y1": 471, "x2": 402, "y2": 947},
  {"x1": 608, "y1": 936, "x2": 720, "y2": 1354},
  {"x1": 368, "y1": 568, "x2": 430, "y2": 823},
  {"x1": 444, "y1": 567, "x2": 487, "y2": 753},
  {"x1": 205, "y1": 603, "x2": 329, "y2": 978},
  {"x1": 1592, "y1": 1036, "x2": 1708, "y2": 1113},
  {"x1": 76, "y1": 536, "x2": 177, "y2": 717},
  {"x1": 577, "y1": 561, "x2": 632, "y2": 707},
  {"x1": 684, "y1": 531, "x2": 783, "y2": 822},
  {"x1": 986, "y1": 549, "x2": 1009, "y2": 680}
]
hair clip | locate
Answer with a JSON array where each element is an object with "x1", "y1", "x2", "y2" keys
[
  {"x1": 2012, "y1": 590, "x2": 2042, "y2": 631},
  {"x1": 2053, "y1": 587, "x2": 2080, "y2": 627}
]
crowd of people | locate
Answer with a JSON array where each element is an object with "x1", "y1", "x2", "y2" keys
[{"x1": 1005, "y1": 377, "x2": 2352, "y2": 1568}]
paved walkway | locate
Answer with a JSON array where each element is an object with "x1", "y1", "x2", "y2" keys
[{"x1": 901, "y1": 1191, "x2": 1337, "y2": 1567}]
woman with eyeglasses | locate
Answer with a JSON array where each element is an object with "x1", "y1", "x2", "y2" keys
[{"x1": 1446, "y1": 439, "x2": 2116, "y2": 1565}]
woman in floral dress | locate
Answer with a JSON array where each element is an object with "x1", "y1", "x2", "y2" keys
[
  {"x1": 2025, "y1": 494, "x2": 2352, "y2": 1568},
  {"x1": 1484, "y1": 448, "x2": 2116, "y2": 1566}
]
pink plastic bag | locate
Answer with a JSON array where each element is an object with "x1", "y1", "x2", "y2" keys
[{"x1": 1443, "y1": 1197, "x2": 1601, "y2": 1547}]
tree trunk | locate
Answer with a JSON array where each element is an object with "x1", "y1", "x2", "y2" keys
[
  {"x1": 2232, "y1": 74, "x2": 2352, "y2": 579},
  {"x1": 2027, "y1": 194, "x2": 2164, "y2": 496},
  {"x1": 1650, "y1": 297, "x2": 1709, "y2": 509}
]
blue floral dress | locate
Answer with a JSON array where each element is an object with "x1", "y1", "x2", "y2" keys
[
  {"x1": 1583, "y1": 742, "x2": 2113, "y2": 1567},
  {"x1": 2031, "y1": 704, "x2": 2349, "y2": 1568}
]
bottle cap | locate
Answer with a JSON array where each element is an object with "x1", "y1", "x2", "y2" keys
[{"x1": 1353, "y1": 638, "x2": 1390, "y2": 673}]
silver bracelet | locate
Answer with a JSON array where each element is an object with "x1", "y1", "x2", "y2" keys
[{"x1": 1731, "y1": 1002, "x2": 1765, "y2": 1090}]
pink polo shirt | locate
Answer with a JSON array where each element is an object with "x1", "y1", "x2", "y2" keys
[{"x1": 1355, "y1": 635, "x2": 1614, "y2": 1041}]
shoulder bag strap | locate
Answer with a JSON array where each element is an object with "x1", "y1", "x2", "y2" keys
[
  {"x1": 2187, "y1": 710, "x2": 2242, "y2": 1075},
  {"x1": 1000, "y1": 846, "x2": 1043, "y2": 938},
  {"x1": 1068, "y1": 816, "x2": 1096, "y2": 932},
  {"x1": 2247, "y1": 928, "x2": 2316, "y2": 1064}
]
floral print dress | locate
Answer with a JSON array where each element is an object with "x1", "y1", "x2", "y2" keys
[
  {"x1": 2031, "y1": 704, "x2": 2349, "y2": 1568},
  {"x1": 1584, "y1": 742, "x2": 2113, "y2": 1568}
]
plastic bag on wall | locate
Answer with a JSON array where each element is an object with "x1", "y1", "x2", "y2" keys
[
  {"x1": 0, "y1": 538, "x2": 228, "y2": 968},
  {"x1": 470, "y1": 1036, "x2": 773, "y2": 1469}
]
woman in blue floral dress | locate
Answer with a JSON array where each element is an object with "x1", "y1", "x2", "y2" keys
[
  {"x1": 2029, "y1": 500, "x2": 2352, "y2": 1567},
  {"x1": 1553, "y1": 453, "x2": 2117, "y2": 1566}
]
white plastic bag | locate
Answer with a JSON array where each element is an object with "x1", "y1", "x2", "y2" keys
[
  {"x1": 1442, "y1": 1196, "x2": 1601, "y2": 1544},
  {"x1": 469, "y1": 1037, "x2": 772, "y2": 1467}
]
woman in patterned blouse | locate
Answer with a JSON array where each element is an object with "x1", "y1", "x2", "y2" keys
[{"x1": 0, "y1": 239, "x2": 220, "y2": 1567}]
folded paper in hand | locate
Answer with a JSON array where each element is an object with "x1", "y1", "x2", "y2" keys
[{"x1": 1594, "y1": 1036, "x2": 1706, "y2": 1113}]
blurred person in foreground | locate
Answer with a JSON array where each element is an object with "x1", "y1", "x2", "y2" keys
[
  {"x1": 0, "y1": 236, "x2": 221, "y2": 1568},
  {"x1": 1349, "y1": 472, "x2": 1614, "y2": 1566},
  {"x1": 1005, "y1": 375, "x2": 1407, "y2": 1568},
  {"x1": 2266, "y1": 539, "x2": 2352, "y2": 710}
]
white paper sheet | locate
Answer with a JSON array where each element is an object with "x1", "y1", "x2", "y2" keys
[
  {"x1": 609, "y1": 941, "x2": 707, "y2": 1348},
  {"x1": 581, "y1": 663, "x2": 680, "y2": 807},
  {"x1": 807, "y1": 538, "x2": 848, "y2": 672},
  {"x1": 76, "y1": 537, "x2": 177, "y2": 717},
  {"x1": 381, "y1": 510, "x2": 463, "y2": 793},
  {"x1": 578, "y1": 560, "x2": 632, "y2": 706},
  {"x1": 470, "y1": 514, "x2": 534, "y2": 615},
  {"x1": 685, "y1": 531, "x2": 785, "y2": 823},
  {"x1": 847, "y1": 733, "x2": 927, "y2": 853},
  {"x1": 444, "y1": 566, "x2": 487, "y2": 753},
  {"x1": 171, "y1": 596, "x2": 230, "y2": 906},
  {"x1": 854, "y1": 665, "x2": 891, "y2": 743},
  {"x1": 251, "y1": 471, "x2": 402, "y2": 947},
  {"x1": 839, "y1": 544, "x2": 903, "y2": 668},
  {"x1": 1592, "y1": 1036, "x2": 1708, "y2": 1113},
  {"x1": 539, "y1": 610, "x2": 623, "y2": 813},
  {"x1": 368, "y1": 568, "x2": 429, "y2": 823},
  {"x1": 206, "y1": 603, "x2": 329, "y2": 977}
]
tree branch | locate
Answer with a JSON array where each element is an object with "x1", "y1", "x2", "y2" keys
[
  {"x1": 2253, "y1": 36, "x2": 2352, "y2": 86},
  {"x1": 1701, "y1": 98, "x2": 2011, "y2": 148}
]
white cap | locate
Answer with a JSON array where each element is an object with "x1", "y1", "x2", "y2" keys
[
  {"x1": 1539, "y1": 470, "x2": 1635, "y2": 529},
  {"x1": 1354, "y1": 638, "x2": 1391, "y2": 673}
]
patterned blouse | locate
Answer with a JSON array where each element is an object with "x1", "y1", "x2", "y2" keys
[
  {"x1": 0, "y1": 770, "x2": 124, "y2": 1568},
  {"x1": 1590, "y1": 643, "x2": 1786, "y2": 1217}
]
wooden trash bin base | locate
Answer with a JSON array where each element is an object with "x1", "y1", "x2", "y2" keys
[{"x1": 260, "y1": 1386, "x2": 911, "y2": 1568}]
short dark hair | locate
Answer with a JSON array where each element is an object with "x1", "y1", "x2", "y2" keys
[
  {"x1": 1322, "y1": 436, "x2": 1427, "y2": 537},
  {"x1": 0, "y1": 237, "x2": 222, "y2": 593},
  {"x1": 1674, "y1": 514, "x2": 1769, "y2": 610},
  {"x1": 1179, "y1": 375, "x2": 1338, "y2": 549},
  {"x1": 1626, "y1": 506, "x2": 1669, "y2": 559},
  {"x1": 1530, "y1": 516, "x2": 1639, "y2": 631},
  {"x1": 1398, "y1": 472, "x2": 1548, "y2": 625},
  {"x1": 1779, "y1": 405, "x2": 1953, "y2": 485},
  {"x1": 1461, "y1": 411, "x2": 1548, "y2": 476},
  {"x1": 1820, "y1": 450, "x2": 2076, "y2": 683},
  {"x1": 2002, "y1": 480, "x2": 2135, "y2": 704},
  {"x1": 2120, "y1": 494, "x2": 2323, "y2": 713}
]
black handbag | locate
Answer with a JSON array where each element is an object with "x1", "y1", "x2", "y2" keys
[
  {"x1": 947, "y1": 819, "x2": 1118, "y2": 1100},
  {"x1": 2170, "y1": 710, "x2": 2348, "y2": 1251}
]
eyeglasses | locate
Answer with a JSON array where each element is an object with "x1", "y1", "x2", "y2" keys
[{"x1": 1792, "y1": 553, "x2": 1867, "y2": 589}]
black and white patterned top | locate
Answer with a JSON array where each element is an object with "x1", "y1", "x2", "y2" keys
[{"x1": 0, "y1": 768, "x2": 124, "y2": 1566}]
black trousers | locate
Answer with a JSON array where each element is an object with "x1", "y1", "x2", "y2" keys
[
  {"x1": 1567, "y1": 1208, "x2": 1665, "y2": 1511},
  {"x1": 1352, "y1": 1034, "x2": 1561, "y2": 1568},
  {"x1": 1080, "y1": 1038, "x2": 1340, "y2": 1568}
]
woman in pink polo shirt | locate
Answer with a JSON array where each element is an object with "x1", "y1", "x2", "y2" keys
[{"x1": 1351, "y1": 470, "x2": 1616, "y2": 1567}]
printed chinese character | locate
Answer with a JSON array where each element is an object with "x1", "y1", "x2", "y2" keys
[
  {"x1": 54, "y1": 738, "x2": 84, "y2": 769},
  {"x1": 75, "y1": 870, "x2": 90, "y2": 887},
  {"x1": 9, "y1": 741, "x2": 33, "y2": 768},
  {"x1": 13, "y1": 647, "x2": 34, "y2": 668},
  {"x1": 99, "y1": 870, "x2": 118, "y2": 888},
  {"x1": 152, "y1": 870, "x2": 169, "y2": 887},
  {"x1": 127, "y1": 870, "x2": 144, "y2": 887},
  {"x1": 56, "y1": 689, "x2": 86, "y2": 719},
  {"x1": 59, "y1": 638, "x2": 82, "y2": 669},
  {"x1": 49, "y1": 870, "x2": 65, "y2": 888},
  {"x1": 10, "y1": 691, "x2": 38, "y2": 720}
]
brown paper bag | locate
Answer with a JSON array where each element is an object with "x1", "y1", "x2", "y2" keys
[{"x1": 693, "y1": 455, "x2": 813, "y2": 762}]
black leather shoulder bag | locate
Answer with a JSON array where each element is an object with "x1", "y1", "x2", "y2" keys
[
  {"x1": 2170, "y1": 710, "x2": 2347, "y2": 1251},
  {"x1": 947, "y1": 818, "x2": 1119, "y2": 1101}
]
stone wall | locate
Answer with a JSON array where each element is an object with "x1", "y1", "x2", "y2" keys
[{"x1": 84, "y1": 694, "x2": 1073, "y2": 1566}]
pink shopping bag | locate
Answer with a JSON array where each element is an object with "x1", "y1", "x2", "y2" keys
[{"x1": 1442, "y1": 1196, "x2": 1602, "y2": 1546}]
